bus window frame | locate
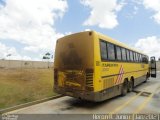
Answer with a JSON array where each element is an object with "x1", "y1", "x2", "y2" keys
[{"x1": 99, "y1": 39, "x2": 148, "y2": 64}]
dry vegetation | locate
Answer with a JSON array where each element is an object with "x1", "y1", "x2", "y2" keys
[{"x1": 0, "y1": 68, "x2": 56, "y2": 109}]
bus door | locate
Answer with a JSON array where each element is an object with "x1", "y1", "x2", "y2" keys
[{"x1": 150, "y1": 56, "x2": 156, "y2": 78}]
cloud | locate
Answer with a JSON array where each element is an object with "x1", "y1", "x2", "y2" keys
[
  {"x1": 23, "y1": 46, "x2": 40, "y2": 53},
  {"x1": 131, "y1": 0, "x2": 141, "y2": 5},
  {"x1": 84, "y1": 29, "x2": 91, "y2": 31},
  {"x1": 0, "y1": 0, "x2": 68, "y2": 59},
  {"x1": 0, "y1": 42, "x2": 32, "y2": 60},
  {"x1": 142, "y1": 0, "x2": 160, "y2": 24},
  {"x1": 80, "y1": 0, "x2": 125, "y2": 29},
  {"x1": 0, "y1": 42, "x2": 17, "y2": 59},
  {"x1": 135, "y1": 36, "x2": 160, "y2": 59},
  {"x1": 133, "y1": 6, "x2": 138, "y2": 15}
]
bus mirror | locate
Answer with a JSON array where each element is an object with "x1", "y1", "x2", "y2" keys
[{"x1": 150, "y1": 56, "x2": 156, "y2": 78}]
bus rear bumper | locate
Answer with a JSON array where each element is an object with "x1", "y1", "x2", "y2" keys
[{"x1": 54, "y1": 86, "x2": 103, "y2": 102}]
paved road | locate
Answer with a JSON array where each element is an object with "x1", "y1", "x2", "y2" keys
[{"x1": 10, "y1": 73, "x2": 160, "y2": 114}]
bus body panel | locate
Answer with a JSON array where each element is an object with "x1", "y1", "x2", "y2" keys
[
  {"x1": 54, "y1": 31, "x2": 95, "y2": 100},
  {"x1": 94, "y1": 33, "x2": 149, "y2": 92}
]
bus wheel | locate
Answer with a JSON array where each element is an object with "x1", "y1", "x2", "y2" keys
[
  {"x1": 144, "y1": 74, "x2": 149, "y2": 83},
  {"x1": 128, "y1": 80, "x2": 133, "y2": 92},
  {"x1": 121, "y1": 80, "x2": 128, "y2": 96}
]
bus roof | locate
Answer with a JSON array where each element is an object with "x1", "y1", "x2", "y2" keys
[{"x1": 57, "y1": 30, "x2": 148, "y2": 56}]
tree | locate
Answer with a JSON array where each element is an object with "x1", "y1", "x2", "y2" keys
[
  {"x1": 45, "y1": 52, "x2": 51, "y2": 56},
  {"x1": 42, "y1": 52, "x2": 52, "y2": 68},
  {"x1": 158, "y1": 57, "x2": 160, "y2": 61}
]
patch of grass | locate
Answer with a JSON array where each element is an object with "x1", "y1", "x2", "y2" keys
[{"x1": 0, "y1": 68, "x2": 57, "y2": 109}]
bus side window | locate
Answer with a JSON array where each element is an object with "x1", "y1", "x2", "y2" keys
[
  {"x1": 126, "y1": 49, "x2": 130, "y2": 61},
  {"x1": 122, "y1": 48, "x2": 127, "y2": 61},
  {"x1": 134, "y1": 52, "x2": 136, "y2": 62},
  {"x1": 100, "y1": 41, "x2": 107, "y2": 60},
  {"x1": 139, "y1": 54, "x2": 142, "y2": 62},
  {"x1": 107, "y1": 43, "x2": 116, "y2": 60},
  {"x1": 132, "y1": 52, "x2": 134, "y2": 62},
  {"x1": 137, "y1": 53, "x2": 140, "y2": 62},
  {"x1": 130, "y1": 51, "x2": 134, "y2": 61},
  {"x1": 142, "y1": 55, "x2": 145, "y2": 63},
  {"x1": 116, "y1": 46, "x2": 122, "y2": 61},
  {"x1": 136, "y1": 53, "x2": 138, "y2": 62},
  {"x1": 143, "y1": 55, "x2": 149, "y2": 64},
  {"x1": 146, "y1": 56, "x2": 149, "y2": 64}
]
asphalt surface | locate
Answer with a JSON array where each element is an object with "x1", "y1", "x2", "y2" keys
[{"x1": 9, "y1": 72, "x2": 160, "y2": 114}]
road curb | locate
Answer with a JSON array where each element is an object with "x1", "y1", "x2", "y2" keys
[{"x1": 0, "y1": 95, "x2": 63, "y2": 114}]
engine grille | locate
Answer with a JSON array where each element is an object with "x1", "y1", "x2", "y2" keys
[{"x1": 85, "y1": 69, "x2": 93, "y2": 88}]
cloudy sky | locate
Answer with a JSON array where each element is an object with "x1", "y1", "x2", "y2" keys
[{"x1": 0, "y1": 0, "x2": 160, "y2": 61}]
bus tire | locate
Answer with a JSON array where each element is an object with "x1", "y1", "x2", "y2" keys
[
  {"x1": 144, "y1": 73, "x2": 149, "y2": 83},
  {"x1": 121, "y1": 80, "x2": 128, "y2": 96},
  {"x1": 128, "y1": 80, "x2": 134, "y2": 92}
]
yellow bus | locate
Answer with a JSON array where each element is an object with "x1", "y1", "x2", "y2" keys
[{"x1": 54, "y1": 31, "x2": 156, "y2": 102}]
